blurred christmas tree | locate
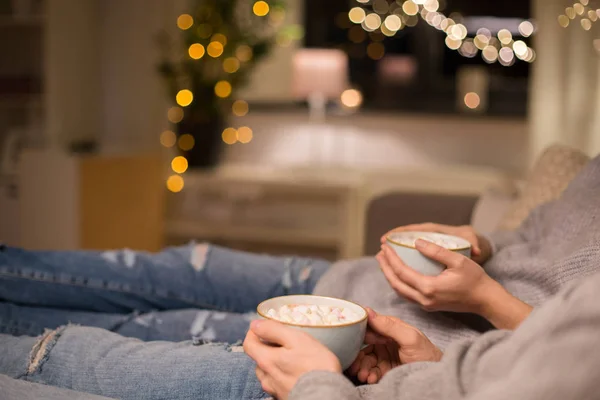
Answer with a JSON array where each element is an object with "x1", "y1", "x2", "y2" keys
[{"x1": 158, "y1": 0, "x2": 287, "y2": 168}]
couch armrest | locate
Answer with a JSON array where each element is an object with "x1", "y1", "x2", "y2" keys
[{"x1": 363, "y1": 192, "x2": 478, "y2": 256}]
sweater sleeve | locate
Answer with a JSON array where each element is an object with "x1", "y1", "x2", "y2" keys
[{"x1": 289, "y1": 371, "x2": 363, "y2": 400}]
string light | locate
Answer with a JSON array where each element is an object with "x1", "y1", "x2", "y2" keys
[
  {"x1": 178, "y1": 134, "x2": 195, "y2": 151},
  {"x1": 160, "y1": 130, "x2": 177, "y2": 148},
  {"x1": 232, "y1": 100, "x2": 249, "y2": 116},
  {"x1": 237, "y1": 126, "x2": 253, "y2": 143},
  {"x1": 215, "y1": 81, "x2": 232, "y2": 98},
  {"x1": 464, "y1": 92, "x2": 481, "y2": 109},
  {"x1": 176, "y1": 89, "x2": 193, "y2": 107},
  {"x1": 177, "y1": 14, "x2": 193, "y2": 30},
  {"x1": 167, "y1": 107, "x2": 184, "y2": 124},
  {"x1": 559, "y1": 1, "x2": 600, "y2": 32},
  {"x1": 222, "y1": 128, "x2": 238, "y2": 144},
  {"x1": 236, "y1": 45, "x2": 253, "y2": 62},
  {"x1": 211, "y1": 33, "x2": 228, "y2": 46},
  {"x1": 349, "y1": 0, "x2": 536, "y2": 66},
  {"x1": 188, "y1": 43, "x2": 205, "y2": 60},
  {"x1": 253, "y1": 1, "x2": 270, "y2": 17},
  {"x1": 171, "y1": 156, "x2": 189, "y2": 174},
  {"x1": 223, "y1": 57, "x2": 241, "y2": 73},
  {"x1": 166, "y1": 175, "x2": 184, "y2": 193},
  {"x1": 340, "y1": 89, "x2": 363, "y2": 108},
  {"x1": 207, "y1": 41, "x2": 224, "y2": 58}
]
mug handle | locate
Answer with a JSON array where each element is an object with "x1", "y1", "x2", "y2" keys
[{"x1": 360, "y1": 343, "x2": 370, "y2": 350}]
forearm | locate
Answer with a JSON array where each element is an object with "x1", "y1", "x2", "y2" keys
[
  {"x1": 290, "y1": 371, "x2": 363, "y2": 400},
  {"x1": 475, "y1": 279, "x2": 533, "y2": 330}
]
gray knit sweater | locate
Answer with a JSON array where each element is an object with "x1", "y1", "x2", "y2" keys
[
  {"x1": 299, "y1": 154, "x2": 600, "y2": 399},
  {"x1": 314, "y1": 154, "x2": 600, "y2": 349},
  {"x1": 292, "y1": 270, "x2": 600, "y2": 400}
]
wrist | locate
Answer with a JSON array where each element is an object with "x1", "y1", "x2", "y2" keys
[
  {"x1": 471, "y1": 276, "x2": 502, "y2": 316},
  {"x1": 473, "y1": 279, "x2": 533, "y2": 330}
]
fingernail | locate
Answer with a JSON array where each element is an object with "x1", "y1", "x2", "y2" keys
[
  {"x1": 415, "y1": 239, "x2": 428, "y2": 249},
  {"x1": 366, "y1": 307, "x2": 377, "y2": 319},
  {"x1": 251, "y1": 320, "x2": 262, "y2": 330}
]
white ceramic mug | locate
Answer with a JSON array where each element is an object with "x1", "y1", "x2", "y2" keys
[{"x1": 386, "y1": 231, "x2": 471, "y2": 276}]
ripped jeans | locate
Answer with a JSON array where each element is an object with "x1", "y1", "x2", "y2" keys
[{"x1": 0, "y1": 244, "x2": 331, "y2": 399}]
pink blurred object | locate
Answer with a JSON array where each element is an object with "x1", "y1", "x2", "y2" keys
[
  {"x1": 292, "y1": 49, "x2": 349, "y2": 100},
  {"x1": 377, "y1": 55, "x2": 418, "y2": 84}
]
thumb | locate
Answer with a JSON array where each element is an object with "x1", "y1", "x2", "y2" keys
[
  {"x1": 250, "y1": 319, "x2": 305, "y2": 348},
  {"x1": 366, "y1": 308, "x2": 418, "y2": 346}
]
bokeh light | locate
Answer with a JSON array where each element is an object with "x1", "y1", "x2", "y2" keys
[
  {"x1": 211, "y1": 33, "x2": 227, "y2": 46},
  {"x1": 177, "y1": 14, "x2": 193, "y2": 30},
  {"x1": 558, "y1": 14, "x2": 570, "y2": 27},
  {"x1": 384, "y1": 15, "x2": 402, "y2": 31},
  {"x1": 367, "y1": 42, "x2": 385, "y2": 60},
  {"x1": 223, "y1": 57, "x2": 241, "y2": 73},
  {"x1": 160, "y1": 130, "x2": 176, "y2": 148},
  {"x1": 464, "y1": 92, "x2": 481, "y2": 109},
  {"x1": 188, "y1": 43, "x2": 205, "y2": 60},
  {"x1": 340, "y1": 89, "x2": 363, "y2": 108},
  {"x1": 364, "y1": 13, "x2": 382, "y2": 30},
  {"x1": 178, "y1": 134, "x2": 195, "y2": 151},
  {"x1": 402, "y1": 0, "x2": 419, "y2": 16},
  {"x1": 348, "y1": 7, "x2": 366, "y2": 24},
  {"x1": 166, "y1": 175, "x2": 184, "y2": 193},
  {"x1": 167, "y1": 107, "x2": 184, "y2": 124},
  {"x1": 171, "y1": 156, "x2": 189, "y2": 174},
  {"x1": 237, "y1": 126, "x2": 253, "y2": 144},
  {"x1": 222, "y1": 128, "x2": 238, "y2": 144},
  {"x1": 253, "y1": 1, "x2": 270, "y2": 17},
  {"x1": 236, "y1": 45, "x2": 253, "y2": 62},
  {"x1": 482, "y1": 45, "x2": 499, "y2": 63},
  {"x1": 512, "y1": 40, "x2": 528, "y2": 58},
  {"x1": 215, "y1": 81, "x2": 232, "y2": 98},
  {"x1": 232, "y1": 100, "x2": 249, "y2": 117},
  {"x1": 207, "y1": 41, "x2": 224, "y2": 58},
  {"x1": 518, "y1": 21, "x2": 534, "y2": 37},
  {"x1": 176, "y1": 89, "x2": 193, "y2": 107}
]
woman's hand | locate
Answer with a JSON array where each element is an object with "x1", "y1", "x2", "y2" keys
[
  {"x1": 243, "y1": 320, "x2": 341, "y2": 400},
  {"x1": 377, "y1": 239, "x2": 495, "y2": 314},
  {"x1": 381, "y1": 223, "x2": 493, "y2": 265},
  {"x1": 348, "y1": 308, "x2": 442, "y2": 384}
]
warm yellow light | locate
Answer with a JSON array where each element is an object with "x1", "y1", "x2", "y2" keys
[
  {"x1": 423, "y1": 0, "x2": 439, "y2": 12},
  {"x1": 367, "y1": 42, "x2": 385, "y2": 60},
  {"x1": 464, "y1": 92, "x2": 480, "y2": 109},
  {"x1": 215, "y1": 81, "x2": 232, "y2": 98},
  {"x1": 211, "y1": 33, "x2": 228, "y2": 46},
  {"x1": 167, "y1": 107, "x2": 184, "y2": 124},
  {"x1": 197, "y1": 24, "x2": 213, "y2": 38},
  {"x1": 364, "y1": 13, "x2": 382, "y2": 30},
  {"x1": 237, "y1": 126, "x2": 253, "y2": 144},
  {"x1": 589, "y1": 10, "x2": 598, "y2": 21},
  {"x1": 166, "y1": 175, "x2": 185, "y2": 193},
  {"x1": 340, "y1": 89, "x2": 363, "y2": 108},
  {"x1": 402, "y1": 0, "x2": 418, "y2": 16},
  {"x1": 381, "y1": 24, "x2": 397, "y2": 37},
  {"x1": 497, "y1": 29, "x2": 512, "y2": 45},
  {"x1": 171, "y1": 156, "x2": 189, "y2": 174},
  {"x1": 222, "y1": 127, "x2": 238, "y2": 144},
  {"x1": 188, "y1": 43, "x2": 205, "y2": 60},
  {"x1": 566, "y1": 7, "x2": 576, "y2": 19},
  {"x1": 176, "y1": 89, "x2": 194, "y2": 107},
  {"x1": 160, "y1": 130, "x2": 177, "y2": 148},
  {"x1": 348, "y1": 7, "x2": 366, "y2": 24},
  {"x1": 178, "y1": 134, "x2": 195, "y2": 151},
  {"x1": 253, "y1": 1, "x2": 270, "y2": 17},
  {"x1": 581, "y1": 0, "x2": 590, "y2": 5},
  {"x1": 177, "y1": 14, "x2": 193, "y2": 30},
  {"x1": 512, "y1": 40, "x2": 528, "y2": 57},
  {"x1": 445, "y1": 36, "x2": 462, "y2": 50},
  {"x1": 207, "y1": 41, "x2": 224, "y2": 58},
  {"x1": 518, "y1": 21, "x2": 534, "y2": 37},
  {"x1": 574, "y1": 3, "x2": 585, "y2": 15},
  {"x1": 581, "y1": 18, "x2": 592, "y2": 30},
  {"x1": 525, "y1": 48, "x2": 536, "y2": 63},
  {"x1": 236, "y1": 45, "x2": 253, "y2": 62},
  {"x1": 474, "y1": 34, "x2": 489, "y2": 50},
  {"x1": 384, "y1": 15, "x2": 402, "y2": 31},
  {"x1": 232, "y1": 100, "x2": 249, "y2": 117},
  {"x1": 223, "y1": 57, "x2": 241, "y2": 73},
  {"x1": 482, "y1": 45, "x2": 499, "y2": 63},
  {"x1": 499, "y1": 47, "x2": 514, "y2": 63},
  {"x1": 558, "y1": 14, "x2": 570, "y2": 27}
]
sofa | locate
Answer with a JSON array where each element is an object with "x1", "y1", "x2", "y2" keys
[{"x1": 362, "y1": 144, "x2": 592, "y2": 256}]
